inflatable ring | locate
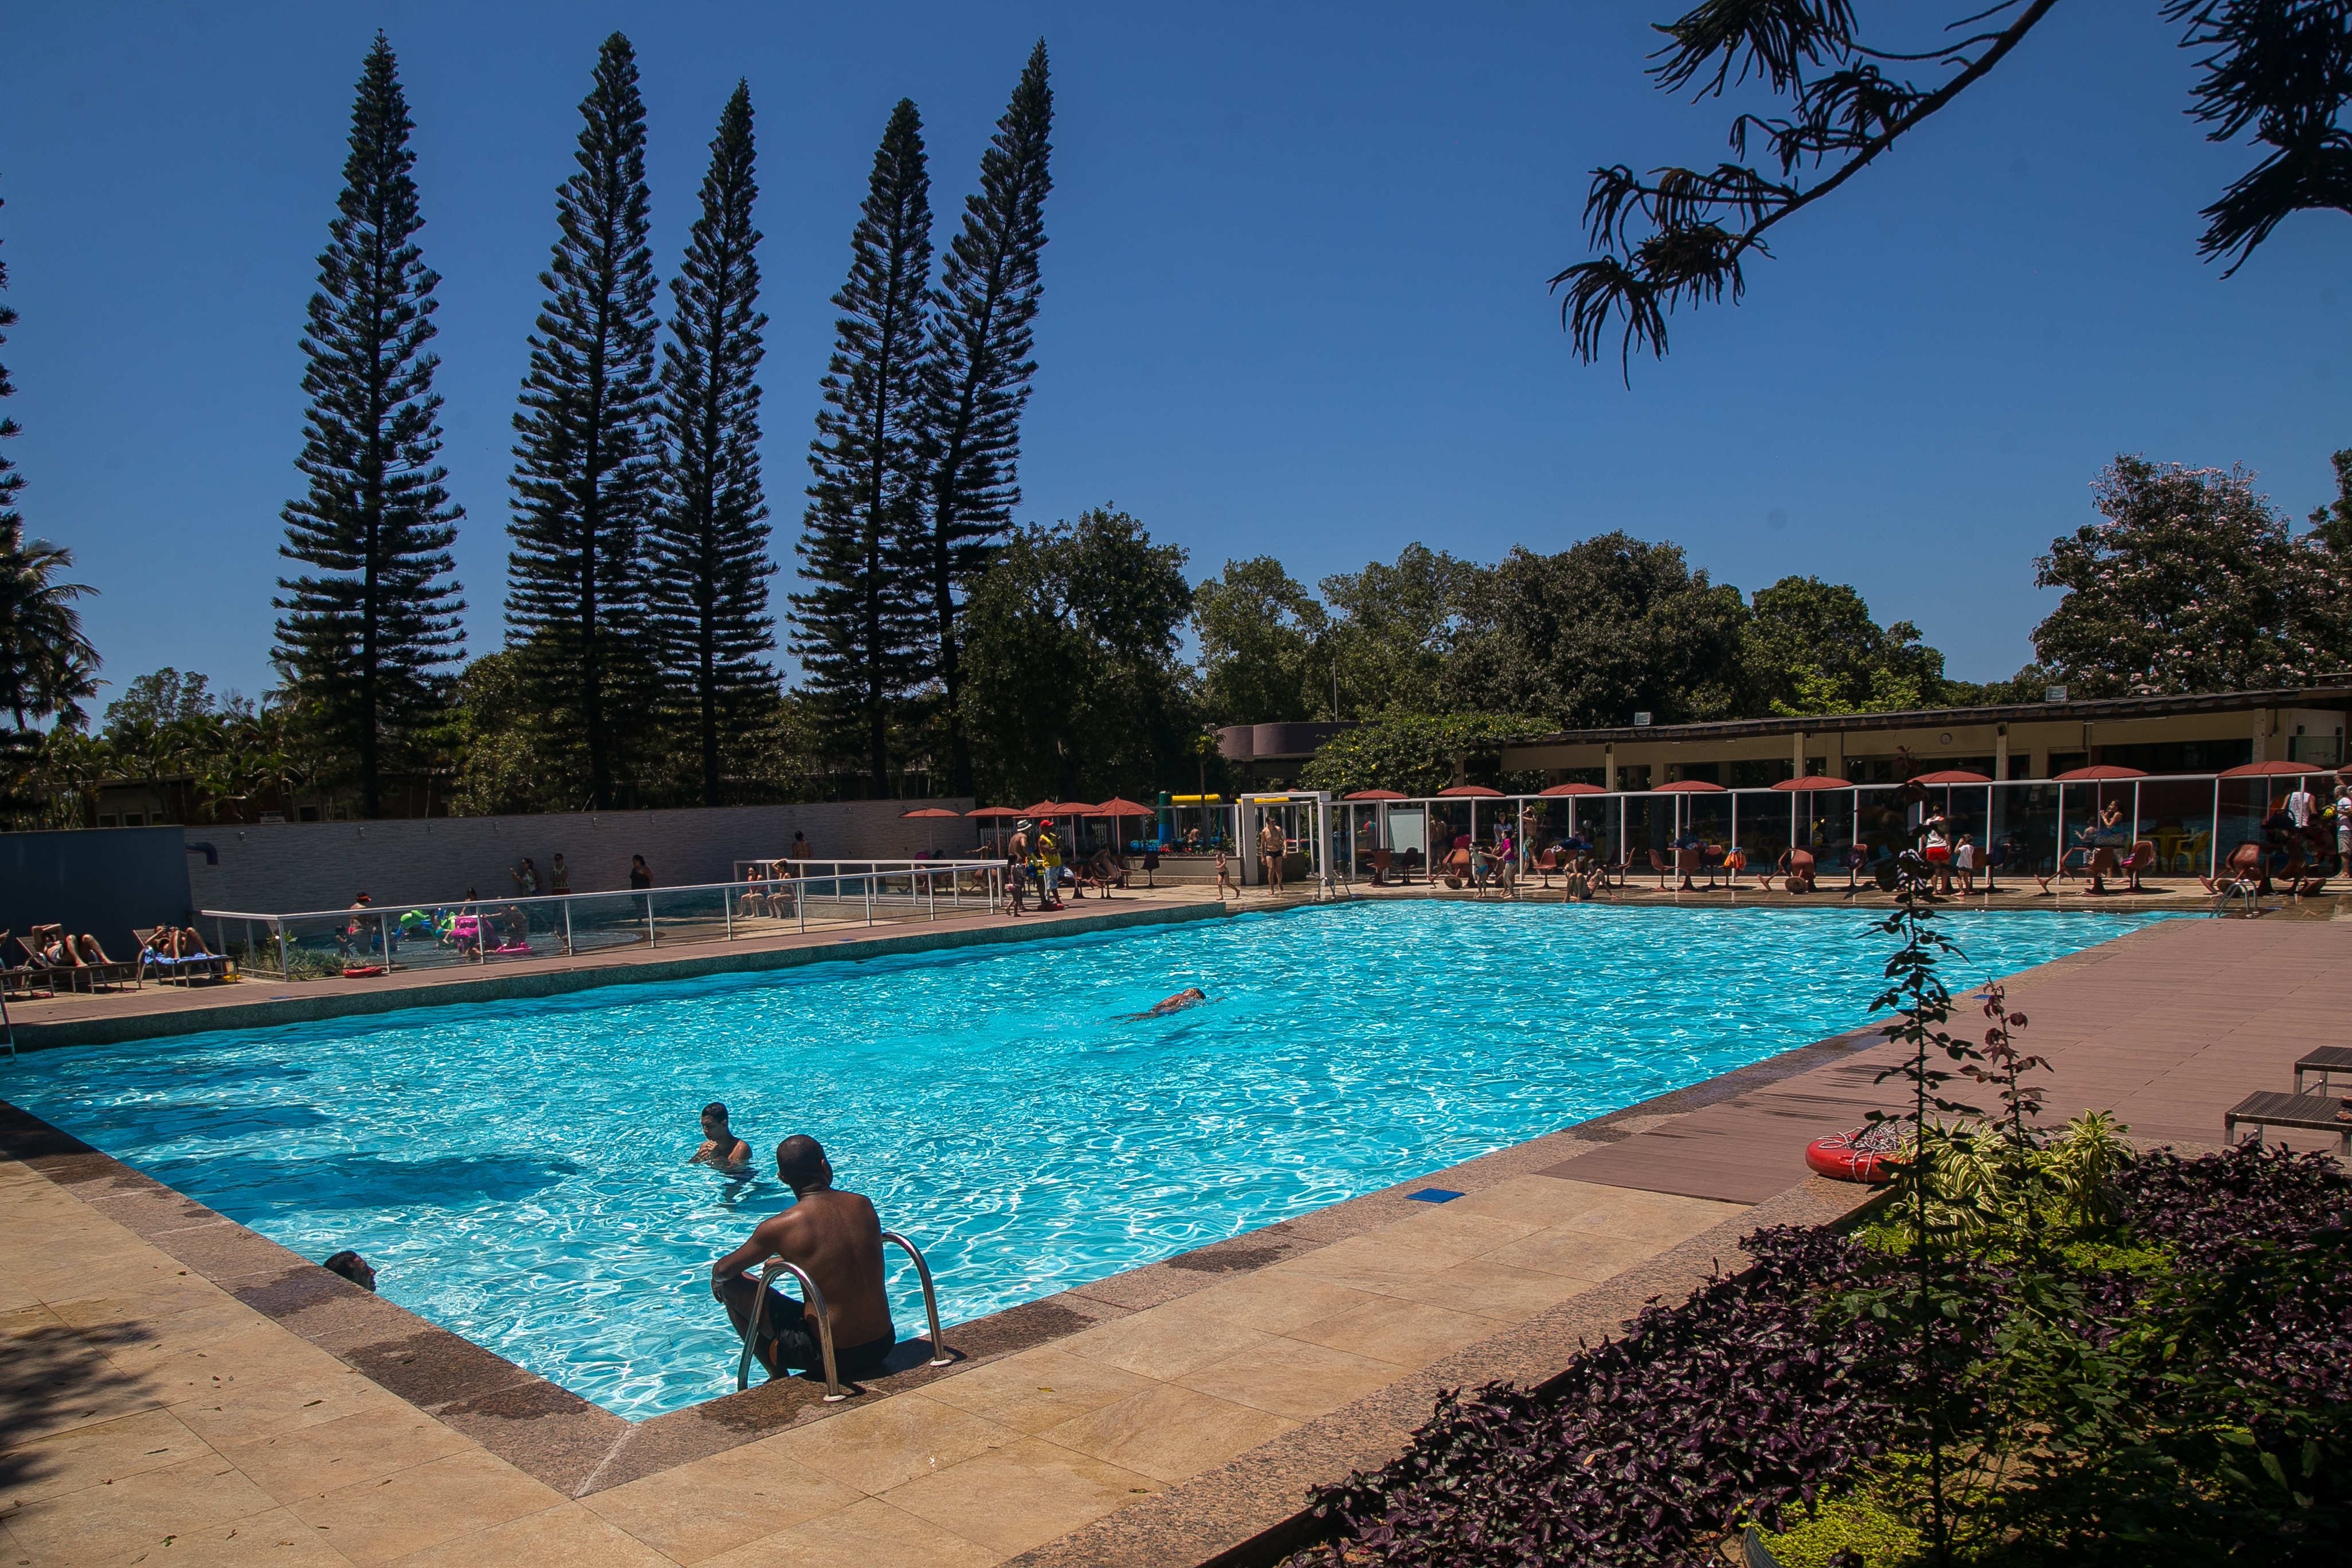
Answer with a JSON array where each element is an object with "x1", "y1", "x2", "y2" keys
[
  {"x1": 340, "y1": 965, "x2": 387, "y2": 978},
  {"x1": 1805, "y1": 1131, "x2": 1893, "y2": 1184}
]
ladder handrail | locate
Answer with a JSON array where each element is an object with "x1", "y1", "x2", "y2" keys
[
  {"x1": 734, "y1": 1258, "x2": 845, "y2": 1401},
  {"x1": 880, "y1": 1230, "x2": 953, "y2": 1367}
]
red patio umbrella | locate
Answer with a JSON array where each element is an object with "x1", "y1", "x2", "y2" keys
[
  {"x1": 2218, "y1": 761, "x2": 2333, "y2": 777},
  {"x1": 1653, "y1": 779, "x2": 1727, "y2": 792},
  {"x1": 2052, "y1": 765, "x2": 2147, "y2": 780},
  {"x1": 1344, "y1": 789, "x2": 1409, "y2": 801},
  {"x1": 1436, "y1": 785, "x2": 1503, "y2": 797},
  {"x1": 899, "y1": 806, "x2": 960, "y2": 856},
  {"x1": 1538, "y1": 782, "x2": 1608, "y2": 796},
  {"x1": 1911, "y1": 770, "x2": 1992, "y2": 785},
  {"x1": 965, "y1": 804, "x2": 1021, "y2": 853},
  {"x1": 1770, "y1": 775, "x2": 1854, "y2": 790}
]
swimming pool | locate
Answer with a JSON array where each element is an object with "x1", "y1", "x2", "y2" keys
[{"x1": 7, "y1": 903, "x2": 2177, "y2": 1418}]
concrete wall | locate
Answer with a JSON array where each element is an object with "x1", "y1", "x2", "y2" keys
[
  {"x1": 0, "y1": 826, "x2": 194, "y2": 950},
  {"x1": 183, "y1": 798, "x2": 977, "y2": 916}
]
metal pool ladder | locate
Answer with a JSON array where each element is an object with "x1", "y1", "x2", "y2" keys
[{"x1": 733, "y1": 1231, "x2": 953, "y2": 1398}]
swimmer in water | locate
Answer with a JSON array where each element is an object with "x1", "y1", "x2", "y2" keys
[
  {"x1": 691, "y1": 1102, "x2": 753, "y2": 1169},
  {"x1": 1123, "y1": 987, "x2": 1207, "y2": 1020}
]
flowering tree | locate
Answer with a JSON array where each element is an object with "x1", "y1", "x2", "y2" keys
[{"x1": 2029, "y1": 456, "x2": 2345, "y2": 696}]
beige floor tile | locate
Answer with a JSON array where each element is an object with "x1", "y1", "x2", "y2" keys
[
  {"x1": 1054, "y1": 1308, "x2": 1273, "y2": 1382},
  {"x1": 1285, "y1": 1293, "x2": 1502, "y2": 1369},
  {"x1": 879, "y1": 1436, "x2": 1156, "y2": 1557},
  {"x1": 285, "y1": 1448, "x2": 565, "y2": 1566},
  {"x1": 87, "y1": 1505, "x2": 360, "y2": 1568},
  {"x1": 1362, "y1": 1206, "x2": 1544, "y2": 1264},
  {"x1": 691, "y1": 1496, "x2": 997, "y2": 1568},
  {"x1": 1037, "y1": 1381, "x2": 1293, "y2": 1483},
  {"x1": 46, "y1": 1274, "x2": 234, "y2": 1334},
  {"x1": 218, "y1": 1406, "x2": 477, "y2": 1507},
  {"x1": 168, "y1": 1367, "x2": 405, "y2": 1449},
  {"x1": 1265, "y1": 1234, "x2": 1433, "y2": 1294},
  {"x1": 1444, "y1": 1175, "x2": 1637, "y2": 1228},
  {"x1": 763, "y1": 1394, "x2": 1017, "y2": 1497},
  {"x1": 1175, "y1": 1338, "x2": 1402, "y2": 1422},
  {"x1": 1512, "y1": 1191, "x2": 1745, "y2": 1244},
  {"x1": 1368, "y1": 1256, "x2": 1598, "y2": 1319},
  {"x1": 914, "y1": 1349, "x2": 1156, "y2": 1435},
  {"x1": 1148, "y1": 1271, "x2": 1377, "y2": 1336},
  {"x1": 385, "y1": 1501, "x2": 673, "y2": 1568},
  {"x1": 1484, "y1": 1228, "x2": 1679, "y2": 1283},
  {"x1": 580, "y1": 1441, "x2": 863, "y2": 1565},
  {"x1": 0, "y1": 1451, "x2": 279, "y2": 1563},
  {"x1": 0, "y1": 1275, "x2": 43, "y2": 1314},
  {"x1": 0, "y1": 1407, "x2": 213, "y2": 1507}
]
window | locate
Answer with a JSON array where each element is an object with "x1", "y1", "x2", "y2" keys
[
  {"x1": 2096, "y1": 739, "x2": 2253, "y2": 774},
  {"x1": 1731, "y1": 758, "x2": 1795, "y2": 789},
  {"x1": 297, "y1": 805, "x2": 322, "y2": 823}
]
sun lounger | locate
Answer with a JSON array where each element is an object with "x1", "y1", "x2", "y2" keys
[
  {"x1": 134, "y1": 927, "x2": 225, "y2": 986},
  {"x1": 2224, "y1": 1089, "x2": 2352, "y2": 1158},
  {"x1": 0, "y1": 931, "x2": 58, "y2": 999},
  {"x1": 73, "y1": 935, "x2": 139, "y2": 990},
  {"x1": 17, "y1": 928, "x2": 95, "y2": 994},
  {"x1": 2292, "y1": 1046, "x2": 2352, "y2": 1097}
]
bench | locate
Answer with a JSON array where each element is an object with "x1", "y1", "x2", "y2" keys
[
  {"x1": 2292, "y1": 1045, "x2": 2352, "y2": 1097},
  {"x1": 2224, "y1": 1089, "x2": 2352, "y2": 1158}
]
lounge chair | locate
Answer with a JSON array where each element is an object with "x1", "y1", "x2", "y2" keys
[
  {"x1": 0, "y1": 931, "x2": 57, "y2": 998},
  {"x1": 73, "y1": 935, "x2": 139, "y2": 990},
  {"x1": 2225, "y1": 1089, "x2": 2352, "y2": 1159},
  {"x1": 2292, "y1": 1045, "x2": 2352, "y2": 1097},
  {"x1": 134, "y1": 927, "x2": 225, "y2": 986},
  {"x1": 19, "y1": 927, "x2": 97, "y2": 994}
]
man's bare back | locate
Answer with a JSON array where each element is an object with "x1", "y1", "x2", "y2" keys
[{"x1": 711, "y1": 1135, "x2": 894, "y2": 1371}]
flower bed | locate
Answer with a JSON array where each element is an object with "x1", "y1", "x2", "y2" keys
[{"x1": 1287, "y1": 1141, "x2": 2351, "y2": 1566}]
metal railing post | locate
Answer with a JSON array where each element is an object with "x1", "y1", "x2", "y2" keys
[
  {"x1": 879, "y1": 1231, "x2": 954, "y2": 1366},
  {"x1": 645, "y1": 892, "x2": 657, "y2": 948},
  {"x1": 865, "y1": 874, "x2": 874, "y2": 926},
  {"x1": 379, "y1": 910, "x2": 392, "y2": 967},
  {"x1": 799, "y1": 875, "x2": 807, "y2": 933},
  {"x1": 562, "y1": 897, "x2": 574, "y2": 957},
  {"x1": 724, "y1": 889, "x2": 734, "y2": 942},
  {"x1": 928, "y1": 868, "x2": 937, "y2": 920},
  {"x1": 735, "y1": 1259, "x2": 845, "y2": 1400}
]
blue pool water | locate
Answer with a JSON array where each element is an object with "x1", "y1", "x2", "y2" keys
[{"x1": 6, "y1": 903, "x2": 2175, "y2": 1418}]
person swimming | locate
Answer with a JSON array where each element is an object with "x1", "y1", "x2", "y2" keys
[
  {"x1": 691, "y1": 1102, "x2": 753, "y2": 1169},
  {"x1": 1122, "y1": 987, "x2": 1207, "y2": 1020}
]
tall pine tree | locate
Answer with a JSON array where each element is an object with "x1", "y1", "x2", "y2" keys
[
  {"x1": 792, "y1": 99, "x2": 932, "y2": 795},
  {"x1": 649, "y1": 83, "x2": 773, "y2": 807},
  {"x1": 275, "y1": 34, "x2": 465, "y2": 819},
  {"x1": 919, "y1": 42, "x2": 1054, "y2": 797},
  {"x1": 508, "y1": 32, "x2": 661, "y2": 810}
]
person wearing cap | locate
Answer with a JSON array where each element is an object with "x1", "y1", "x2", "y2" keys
[{"x1": 1003, "y1": 821, "x2": 1032, "y2": 914}]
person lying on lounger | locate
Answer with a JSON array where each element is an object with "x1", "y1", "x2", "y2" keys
[{"x1": 711, "y1": 1135, "x2": 896, "y2": 1382}]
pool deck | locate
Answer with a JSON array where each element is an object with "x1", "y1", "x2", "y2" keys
[{"x1": 5, "y1": 909, "x2": 2346, "y2": 1567}]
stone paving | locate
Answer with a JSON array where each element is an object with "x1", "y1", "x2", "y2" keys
[{"x1": 4, "y1": 899, "x2": 2343, "y2": 1567}]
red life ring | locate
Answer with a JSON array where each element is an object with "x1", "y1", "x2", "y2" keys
[
  {"x1": 1805, "y1": 1131, "x2": 1893, "y2": 1183},
  {"x1": 341, "y1": 965, "x2": 387, "y2": 978}
]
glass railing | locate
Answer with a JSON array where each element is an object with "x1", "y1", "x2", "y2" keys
[{"x1": 203, "y1": 860, "x2": 1005, "y2": 981}]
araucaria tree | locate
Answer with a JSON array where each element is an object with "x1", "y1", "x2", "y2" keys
[
  {"x1": 649, "y1": 83, "x2": 774, "y2": 807},
  {"x1": 793, "y1": 99, "x2": 933, "y2": 795},
  {"x1": 918, "y1": 42, "x2": 1054, "y2": 795},
  {"x1": 508, "y1": 32, "x2": 661, "y2": 809},
  {"x1": 274, "y1": 34, "x2": 465, "y2": 818}
]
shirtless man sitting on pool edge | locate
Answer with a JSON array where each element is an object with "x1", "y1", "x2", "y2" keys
[{"x1": 710, "y1": 1135, "x2": 896, "y2": 1381}]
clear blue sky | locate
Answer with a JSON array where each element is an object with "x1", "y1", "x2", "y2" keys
[{"x1": 1, "y1": 1, "x2": 2345, "y2": 707}]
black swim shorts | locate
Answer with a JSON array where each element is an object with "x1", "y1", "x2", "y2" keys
[{"x1": 743, "y1": 1286, "x2": 894, "y2": 1381}]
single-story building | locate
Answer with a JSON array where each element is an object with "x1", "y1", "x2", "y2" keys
[{"x1": 1502, "y1": 684, "x2": 2352, "y2": 789}]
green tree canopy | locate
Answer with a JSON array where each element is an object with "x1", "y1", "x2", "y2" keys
[
  {"x1": 959, "y1": 508, "x2": 1193, "y2": 804},
  {"x1": 1299, "y1": 711, "x2": 1552, "y2": 797},
  {"x1": 1746, "y1": 575, "x2": 1954, "y2": 716},
  {"x1": 2030, "y1": 454, "x2": 2343, "y2": 696},
  {"x1": 1318, "y1": 543, "x2": 1477, "y2": 718},
  {"x1": 1192, "y1": 556, "x2": 1327, "y2": 727},
  {"x1": 1441, "y1": 534, "x2": 1749, "y2": 727}
]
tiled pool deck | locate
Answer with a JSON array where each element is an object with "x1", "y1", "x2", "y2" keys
[{"x1": 5, "y1": 905, "x2": 2345, "y2": 1567}]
